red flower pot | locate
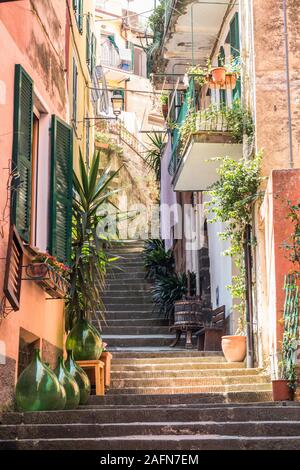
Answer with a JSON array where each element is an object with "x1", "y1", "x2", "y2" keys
[
  {"x1": 211, "y1": 67, "x2": 226, "y2": 86},
  {"x1": 225, "y1": 73, "x2": 237, "y2": 90},
  {"x1": 272, "y1": 379, "x2": 294, "y2": 401}
]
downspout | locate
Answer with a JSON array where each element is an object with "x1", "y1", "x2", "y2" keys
[
  {"x1": 245, "y1": 224, "x2": 254, "y2": 368},
  {"x1": 283, "y1": 0, "x2": 293, "y2": 168}
]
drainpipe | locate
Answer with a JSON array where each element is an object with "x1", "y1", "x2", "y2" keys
[
  {"x1": 283, "y1": 0, "x2": 294, "y2": 168},
  {"x1": 244, "y1": 224, "x2": 254, "y2": 368}
]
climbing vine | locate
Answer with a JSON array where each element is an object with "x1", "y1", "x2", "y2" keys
[{"x1": 205, "y1": 152, "x2": 263, "y2": 333}]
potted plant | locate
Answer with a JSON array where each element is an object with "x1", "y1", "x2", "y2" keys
[
  {"x1": 160, "y1": 93, "x2": 169, "y2": 119},
  {"x1": 272, "y1": 274, "x2": 299, "y2": 401},
  {"x1": 26, "y1": 253, "x2": 70, "y2": 299},
  {"x1": 65, "y1": 150, "x2": 123, "y2": 358},
  {"x1": 211, "y1": 66, "x2": 226, "y2": 87}
]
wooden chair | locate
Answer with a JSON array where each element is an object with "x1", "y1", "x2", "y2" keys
[
  {"x1": 77, "y1": 360, "x2": 105, "y2": 396},
  {"x1": 195, "y1": 306, "x2": 226, "y2": 351}
]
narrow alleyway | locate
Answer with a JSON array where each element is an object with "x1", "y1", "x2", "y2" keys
[{"x1": 2, "y1": 242, "x2": 300, "y2": 450}]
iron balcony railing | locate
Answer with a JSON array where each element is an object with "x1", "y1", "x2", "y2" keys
[
  {"x1": 168, "y1": 79, "x2": 247, "y2": 176},
  {"x1": 100, "y1": 45, "x2": 133, "y2": 72}
]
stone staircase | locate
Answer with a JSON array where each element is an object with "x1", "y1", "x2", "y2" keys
[{"x1": 1, "y1": 241, "x2": 300, "y2": 450}]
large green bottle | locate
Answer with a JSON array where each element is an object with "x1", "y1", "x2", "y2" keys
[
  {"x1": 54, "y1": 356, "x2": 80, "y2": 410},
  {"x1": 64, "y1": 350, "x2": 91, "y2": 405},
  {"x1": 66, "y1": 318, "x2": 103, "y2": 360},
  {"x1": 15, "y1": 349, "x2": 66, "y2": 412}
]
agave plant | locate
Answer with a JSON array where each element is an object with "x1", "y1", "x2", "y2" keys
[
  {"x1": 143, "y1": 239, "x2": 174, "y2": 280},
  {"x1": 151, "y1": 273, "x2": 189, "y2": 320},
  {"x1": 65, "y1": 150, "x2": 122, "y2": 332},
  {"x1": 145, "y1": 132, "x2": 166, "y2": 180}
]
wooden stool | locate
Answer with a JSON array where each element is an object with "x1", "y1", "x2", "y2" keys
[
  {"x1": 100, "y1": 351, "x2": 113, "y2": 388},
  {"x1": 77, "y1": 360, "x2": 105, "y2": 396}
]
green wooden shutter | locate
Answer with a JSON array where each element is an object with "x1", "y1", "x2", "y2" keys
[
  {"x1": 229, "y1": 12, "x2": 241, "y2": 100},
  {"x1": 86, "y1": 13, "x2": 91, "y2": 72},
  {"x1": 91, "y1": 33, "x2": 97, "y2": 76},
  {"x1": 78, "y1": 0, "x2": 83, "y2": 33},
  {"x1": 49, "y1": 116, "x2": 73, "y2": 265},
  {"x1": 218, "y1": 46, "x2": 226, "y2": 106},
  {"x1": 12, "y1": 64, "x2": 33, "y2": 242}
]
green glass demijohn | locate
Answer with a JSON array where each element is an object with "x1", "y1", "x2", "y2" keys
[
  {"x1": 15, "y1": 349, "x2": 66, "y2": 412},
  {"x1": 66, "y1": 318, "x2": 103, "y2": 360},
  {"x1": 64, "y1": 349, "x2": 91, "y2": 405},
  {"x1": 54, "y1": 356, "x2": 80, "y2": 410}
]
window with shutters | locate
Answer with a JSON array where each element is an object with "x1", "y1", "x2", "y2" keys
[
  {"x1": 229, "y1": 12, "x2": 241, "y2": 100},
  {"x1": 86, "y1": 114, "x2": 90, "y2": 169},
  {"x1": 73, "y1": 0, "x2": 83, "y2": 34},
  {"x1": 11, "y1": 64, "x2": 33, "y2": 243},
  {"x1": 49, "y1": 116, "x2": 73, "y2": 265},
  {"x1": 86, "y1": 13, "x2": 91, "y2": 71},
  {"x1": 72, "y1": 58, "x2": 78, "y2": 128}
]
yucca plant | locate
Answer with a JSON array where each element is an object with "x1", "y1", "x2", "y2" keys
[
  {"x1": 145, "y1": 132, "x2": 166, "y2": 180},
  {"x1": 151, "y1": 273, "x2": 189, "y2": 320},
  {"x1": 65, "y1": 150, "x2": 122, "y2": 332},
  {"x1": 143, "y1": 239, "x2": 174, "y2": 280}
]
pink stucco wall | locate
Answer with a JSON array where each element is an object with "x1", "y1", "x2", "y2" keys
[{"x1": 0, "y1": 1, "x2": 69, "y2": 408}]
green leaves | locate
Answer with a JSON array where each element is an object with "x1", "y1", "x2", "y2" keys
[
  {"x1": 145, "y1": 132, "x2": 166, "y2": 180},
  {"x1": 206, "y1": 151, "x2": 263, "y2": 332},
  {"x1": 143, "y1": 239, "x2": 174, "y2": 280},
  {"x1": 65, "y1": 150, "x2": 122, "y2": 332}
]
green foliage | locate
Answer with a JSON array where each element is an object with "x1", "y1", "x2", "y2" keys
[
  {"x1": 178, "y1": 99, "x2": 254, "y2": 155},
  {"x1": 151, "y1": 272, "x2": 189, "y2": 319},
  {"x1": 148, "y1": 0, "x2": 167, "y2": 35},
  {"x1": 143, "y1": 239, "x2": 174, "y2": 280},
  {"x1": 65, "y1": 150, "x2": 122, "y2": 332},
  {"x1": 206, "y1": 152, "x2": 263, "y2": 333},
  {"x1": 145, "y1": 132, "x2": 166, "y2": 180},
  {"x1": 279, "y1": 274, "x2": 299, "y2": 390},
  {"x1": 160, "y1": 93, "x2": 169, "y2": 105},
  {"x1": 283, "y1": 200, "x2": 300, "y2": 269}
]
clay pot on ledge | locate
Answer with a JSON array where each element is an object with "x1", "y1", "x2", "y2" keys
[
  {"x1": 225, "y1": 73, "x2": 237, "y2": 90},
  {"x1": 161, "y1": 103, "x2": 168, "y2": 119},
  {"x1": 221, "y1": 335, "x2": 246, "y2": 362},
  {"x1": 272, "y1": 379, "x2": 294, "y2": 401},
  {"x1": 211, "y1": 67, "x2": 226, "y2": 87}
]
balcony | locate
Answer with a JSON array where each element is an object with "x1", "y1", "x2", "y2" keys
[
  {"x1": 169, "y1": 80, "x2": 252, "y2": 191},
  {"x1": 100, "y1": 40, "x2": 133, "y2": 81}
]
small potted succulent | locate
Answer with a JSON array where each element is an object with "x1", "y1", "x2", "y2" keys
[{"x1": 160, "y1": 93, "x2": 169, "y2": 119}]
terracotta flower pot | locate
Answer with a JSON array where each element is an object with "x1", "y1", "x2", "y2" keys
[
  {"x1": 211, "y1": 67, "x2": 226, "y2": 86},
  {"x1": 225, "y1": 73, "x2": 237, "y2": 90},
  {"x1": 162, "y1": 103, "x2": 168, "y2": 119},
  {"x1": 272, "y1": 379, "x2": 294, "y2": 401},
  {"x1": 221, "y1": 335, "x2": 246, "y2": 362}
]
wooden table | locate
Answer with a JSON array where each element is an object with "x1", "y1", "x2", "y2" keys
[
  {"x1": 100, "y1": 351, "x2": 113, "y2": 388},
  {"x1": 77, "y1": 360, "x2": 105, "y2": 396}
]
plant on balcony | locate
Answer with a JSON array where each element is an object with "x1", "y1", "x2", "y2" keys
[
  {"x1": 205, "y1": 152, "x2": 263, "y2": 333},
  {"x1": 65, "y1": 150, "x2": 122, "y2": 332},
  {"x1": 145, "y1": 132, "x2": 166, "y2": 180}
]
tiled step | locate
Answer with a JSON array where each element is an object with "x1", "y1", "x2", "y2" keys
[{"x1": 108, "y1": 383, "x2": 272, "y2": 395}]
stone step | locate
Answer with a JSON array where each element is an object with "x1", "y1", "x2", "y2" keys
[
  {"x1": 108, "y1": 261, "x2": 145, "y2": 268},
  {"x1": 103, "y1": 304, "x2": 154, "y2": 311},
  {"x1": 101, "y1": 326, "x2": 171, "y2": 335},
  {"x1": 111, "y1": 362, "x2": 245, "y2": 371},
  {"x1": 108, "y1": 383, "x2": 272, "y2": 395},
  {"x1": 106, "y1": 280, "x2": 151, "y2": 288},
  {"x1": 107, "y1": 266, "x2": 146, "y2": 273},
  {"x1": 110, "y1": 375, "x2": 270, "y2": 389},
  {"x1": 100, "y1": 311, "x2": 158, "y2": 320},
  {"x1": 106, "y1": 273, "x2": 147, "y2": 280},
  {"x1": 106, "y1": 252, "x2": 144, "y2": 259},
  {"x1": 102, "y1": 335, "x2": 175, "y2": 348},
  {"x1": 88, "y1": 393, "x2": 276, "y2": 407},
  {"x1": 110, "y1": 368, "x2": 264, "y2": 379},
  {"x1": 111, "y1": 350, "x2": 224, "y2": 358},
  {"x1": 107, "y1": 247, "x2": 144, "y2": 253},
  {"x1": 103, "y1": 291, "x2": 151, "y2": 298},
  {"x1": 1, "y1": 421, "x2": 300, "y2": 441},
  {"x1": 100, "y1": 318, "x2": 168, "y2": 327},
  {"x1": 104, "y1": 297, "x2": 153, "y2": 305},
  {"x1": 3, "y1": 404, "x2": 299, "y2": 426}
]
